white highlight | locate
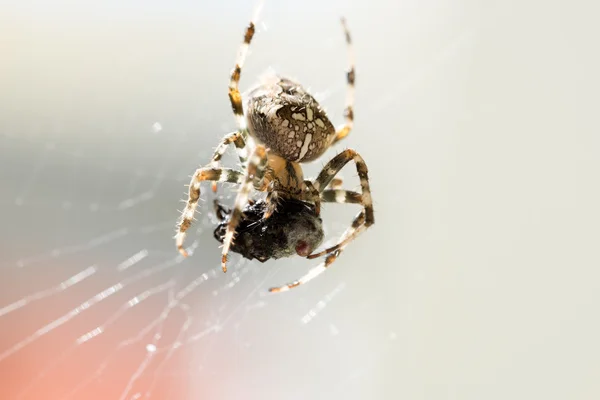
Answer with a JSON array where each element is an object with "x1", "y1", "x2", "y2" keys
[
  {"x1": 266, "y1": 103, "x2": 284, "y2": 119},
  {"x1": 0, "y1": 265, "x2": 97, "y2": 318},
  {"x1": 297, "y1": 133, "x2": 312, "y2": 160},
  {"x1": 117, "y1": 249, "x2": 149, "y2": 271},
  {"x1": 301, "y1": 265, "x2": 326, "y2": 283},
  {"x1": 306, "y1": 107, "x2": 314, "y2": 121},
  {"x1": 292, "y1": 112, "x2": 306, "y2": 121},
  {"x1": 118, "y1": 191, "x2": 154, "y2": 210},
  {"x1": 152, "y1": 122, "x2": 162, "y2": 133},
  {"x1": 300, "y1": 283, "x2": 346, "y2": 323},
  {"x1": 362, "y1": 191, "x2": 372, "y2": 205},
  {"x1": 238, "y1": 146, "x2": 248, "y2": 160}
]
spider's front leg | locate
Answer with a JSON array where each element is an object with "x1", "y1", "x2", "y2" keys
[
  {"x1": 221, "y1": 144, "x2": 268, "y2": 272},
  {"x1": 332, "y1": 17, "x2": 356, "y2": 146},
  {"x1": 176, "y1": 168, "x2": 245, "y2": 257}
]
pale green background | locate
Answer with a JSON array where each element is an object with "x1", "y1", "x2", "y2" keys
[{"x1": 1, "y1": 0, "x2": 598, "y2": 399}]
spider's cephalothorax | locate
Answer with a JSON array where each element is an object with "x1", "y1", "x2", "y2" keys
[{"x1": 175, "y1": 9, "x2": 374, "y2": 293}]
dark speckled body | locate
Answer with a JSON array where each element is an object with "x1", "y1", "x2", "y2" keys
[
  {"x1": 245, "y1": 76, "x2": 336, "y2": 162},
  {"x1": 213, "y1": 198, "x2": 324, "y2": 262}
]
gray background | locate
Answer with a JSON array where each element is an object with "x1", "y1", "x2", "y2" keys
[{"x1": 1, "y1": 0, "x2": 599, "y2": 399}]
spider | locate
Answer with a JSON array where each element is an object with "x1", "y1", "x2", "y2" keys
[{"x1": 175, "y1": 8, "x2": 374, "y2": 292}]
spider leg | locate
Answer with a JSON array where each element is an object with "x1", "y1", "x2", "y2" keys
[
  {"x1": 263, "y1": 184, "x2": 279, "y2": 219},
  {"x1": 327, "y1": 177, "x2": 344, "y2": 190},
  {"x1": 321, "y1": 189, "x2": 362, "y2": 204},
  {"x1": 307, "y1": 210, "x2": 366, "y2": 259},
  {"x1": 210, "y1": 131, "x2": 248, "y2": 166},
  {"x1": 264, "y1": 177, "x2": 317, "y2": 221},
  {"x1": 221, "y1": 145, "x2": 268, "y2": 272},
  {"x1": 212, "y1": 199, "x2": 230, "y2": 222},
  {"x1": 313, "y1": 149, "x2": 374, "y2": 223},
  {"x1": 332, "y1": 17, "x2": 355, "y2": 145},
  {"x1": 308, "y1": 149, "x2": 375, "y2": 259},
  {"x1": 269, "y1": 150, "x2": 373, "y2": 292},
  {"x1": 228, "y1": 2, "x2": 263, "y2": 131},
  {"x1": 268, "y1": 212, "x2": 366, "y2": 293},
  {"x1": 209, "y1": 131, "x2": 249, "y2": 192},
  {"x1": 302, "y1": 180, "x2": 321, "y2": 216},
  {"x1": 176, "y1": 168, "x2": 245, "y2": 256}
]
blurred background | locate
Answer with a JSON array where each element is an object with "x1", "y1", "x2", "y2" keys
[{"x1": 1, "y1": 0, "x2": 599, "y2": 399}]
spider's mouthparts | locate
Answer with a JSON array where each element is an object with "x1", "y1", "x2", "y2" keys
[{"x1": 295, "y1": 240, "x2": 311, "y2": 257}]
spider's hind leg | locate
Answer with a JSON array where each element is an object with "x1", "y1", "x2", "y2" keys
[
  {"x1": 328, "y1": 177, "x2": 344, "y2": 190},
  {"x1": 269, "y1": 149, "x2": 374, "y2": 293},
  {"x1": 309, "y1": 149, "x2": 374, "y2": 258},
  {"x1": 302, "y1": 180, "x2": 321, "y2": 216},
  {"x1": 321, "y1": 189, "x2": 362, "y2": 205},
  {"x1": 313, "y1": 149, "x2": 373, "y2": 223},
  {"x1": 269, "y1": 211, "x2": 366, "y2": 293},
  {"x1": 228, "y1": 2, "x2": 263, "y2": 130}
]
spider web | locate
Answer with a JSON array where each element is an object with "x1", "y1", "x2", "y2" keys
[
  {"x1": 0, "y1": 13, "x2": 403, "y2": 400},
  {"x1": 0, "y1": 113, "x2": 380, "y2": 399},
  {"x1": 0, "y1": 0, "x2": 480, "y2": 397},
  {"x1": 5, "y1": 1, "x2": 595, "y2": 399}
]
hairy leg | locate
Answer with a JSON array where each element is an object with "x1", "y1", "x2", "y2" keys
[
  {"x1": 220, "y1": 145, "x2": 268, "y2": 272},
  {"x1": 175, "y1": 168, "x2": 244, "y2": 256}
]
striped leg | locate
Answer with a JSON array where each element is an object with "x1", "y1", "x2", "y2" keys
[
  {"x1": 302, "y1": 180, "x2": 321, "y2": 216},
  {"x1": 332, "y1": 17, "x2": 355, "y2": 145},
  {"x1": 263, "y1": 187, "x2": 279, "y2": 219},
  {"x1": 307, "y1": 210, "x2": 366, "y2": 259},
  {"x1": 221, "y1": 145, "x2": 268, "y2": 272},
  {"x1": 313, "y1": 149, "x2": 374, "y2": 223},
  {"x1": 176, "y1": 168, "x2": 244, "y2": 257},
  {"x1": 321, "y1": 189, "x2": 362, "y2": 204},
  {"x1": 228, "y1": 2, "x2": 263, "y2": 130},
  {"x1": 269, "y1": 211, "x2": 366, "y2": 293},
  {"x1": 209, "y1": 131, "x2": 249, "y2": 192},
  {"x1": 307, "y1": 149, "x2": 374, "y2": 257},
  {"x1": 269, "y1": 151, "x2": 374, "y2": 293},
  {"x1": 328, "y1": 177, "x2": 344, "y2": 190},
  {"x1": 264, "y1": 179, "x2": 321, "y2": 221}
]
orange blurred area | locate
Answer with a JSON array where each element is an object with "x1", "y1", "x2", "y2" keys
[{"x1": 1, "y1": 0, "x2": 600, "y2": 399}]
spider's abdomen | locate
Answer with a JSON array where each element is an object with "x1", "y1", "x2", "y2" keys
[{"x1": 245, "y1": 77, "x2": 335, "y2": 163}]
